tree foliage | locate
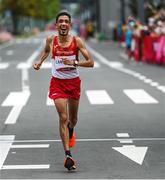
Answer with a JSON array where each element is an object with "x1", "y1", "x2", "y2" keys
[
  {"x1": 128, "y1": 0, "x2": 165, "y2": 18},
  {"x1": 0, "y1": 0, "x2": 61, "y2": 20}
]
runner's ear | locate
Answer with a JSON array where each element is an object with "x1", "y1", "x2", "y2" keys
[{"x1": 55, "y1": 22, "x2": 59, "y2": 31}]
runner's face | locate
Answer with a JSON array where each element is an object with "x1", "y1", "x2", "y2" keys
[{"x1": 57, "y1": 15, "x2": 71, "y2": 36}]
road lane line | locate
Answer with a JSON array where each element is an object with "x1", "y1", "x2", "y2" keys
[
  {"x1": 0, "y1": 62, "x2": 9, "y2": 69},
  {"x1": 2, "y1": 92, "x2": 30, "y2": 106},
  {"x1": 4, "y1": 106, "x2": 23, "y2": 124},
  {"x1": 116, "y1": 133, "x2": 130, "y2": 137},
  {"x1": 123, "y1": 89, "x2": 159, "y2": 104},
  {"x1": 27, "y1": 44, "x2": 43, "y2": 65},
  {"x1": 46, "y1": 94, "x2": 54, "y2": 106},
  {"x1": 1, "y1": 91, "x2": 30, "y2": 124},
  {"x1": 116, "y1": 133, "x2": 133, "y2": 143},
  {"x1": 0, "y1": 135, "x2": 15, "y2": 170},
  {"x1": 119, "y1": 140, "x2": 133, "y2": 143},
  {"x1": 87, "y1": 44, "x2": 165, "y2": 94},
  {"x1": 1, "y1": 137, "x2": 165, "y2": 143},
  {"x1": 11, "y1": 144, "x2": 49, "y2": 148},
  {"x1": 2, "y1": 165, "x2": 50, "y2": 170},
  {"x1": 2, "y1": 44, "x2": 42, "y2": 125},
  {"x1": 86, "y1": 90, "x2": 114, "y2": 105},
  {"x1": 94, "y1": 61, "x2": 100, "y2": 68},
  {"x1": 42, "y1": 62, "x2": 52, "y2": 69},
  {"x1": 6, "y1": 50, "x2": 13, "y2": 56}
]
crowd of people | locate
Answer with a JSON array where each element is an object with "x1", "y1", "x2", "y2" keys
[{"x1": 116, "y1": 5, "x2": 165, "y2": 65}]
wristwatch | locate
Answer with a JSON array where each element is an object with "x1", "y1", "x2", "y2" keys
[{"x1": 74, "y1": 60, "x2": 78, "y2": 66}]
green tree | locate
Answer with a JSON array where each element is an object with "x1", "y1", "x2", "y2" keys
[
  {"x1": 0, "y1": 0, "x2": 60, "y2": 33},
  {"x1": 0, "y1": 0, "x2": 60, "y2": 20},
  {"x1": 128, "y1": 0, "x2": 158, "y2": 21}
]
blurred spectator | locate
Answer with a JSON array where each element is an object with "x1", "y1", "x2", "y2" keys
[
  {"x1": 116, "y1": 3, "x2": 165, "y2": 66},
  {"x1": 72, "y1": 19, "x2": 80, "y2": 36},
  {"x1": 87, "y1": 19, "x2": 94, "y2": 38},
  {"x1": 0, "y1": 31, "x2": 13, "y2": 43},
  {"x1": 80, "y1": 23, "x2": 87, "y2": 39},
  {"x1": 125, "y1": 20, "x2": 135, "y2": 59}
]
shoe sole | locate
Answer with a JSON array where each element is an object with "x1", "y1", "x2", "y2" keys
[{"x1": 64, "y1": 157, "x2": 76, "y2": 171}]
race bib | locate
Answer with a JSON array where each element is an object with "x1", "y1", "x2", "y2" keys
[{"x1": 54, "y1": 55, "x2": 76, "y2": 71}]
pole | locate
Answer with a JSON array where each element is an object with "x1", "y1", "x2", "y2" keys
[
  {"x1": 138, "y1": 0, "x2": 145, "y2": 23},
  {"x1": 120, "y1": 0, "x2": 125, "y2": 23}
]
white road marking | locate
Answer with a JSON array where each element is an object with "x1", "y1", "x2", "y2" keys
[
  {"x1": 0, "y1": 62, "x2": 9, "y2": 69},
  {"x1": 138, "y1": 76, "x2": 146, "y2": 80},
  {"x1": 123, "y1": 89, "x2": 158, "y2": 104},
  {"x1": 0, "y1": 135, "x2": 15, "y2": 170},
  {"x1": 157, "y1": 86, "x2": 165, "y2": 91},
  {"x1": 2, "y1": 91, "x2": 30, "y2": 106},
  {"x1": 4, "y1": 106, "x2": 23, "y2": 124},
  {"x1": 150, "y1": 82, "x2": 159, "y2": 87},
  {"x1": 2, "y1": 44, "x2": 43, "y2": 124},
  {"x1": 11, "y1": 144, "x2": 49, "y2": 148},
  {"x1": 46, "y1": 94, "x2": 54, "y2": 106},
  {"x1": 116, "y1": 133, "x2": 130, "y2": 138},
  {"x1": 17, "y1": 63, "x2": 31, "y2": 69},
  {"x1": 2, "y1": 165, "x2": 50, "y2": 170},
  {"x1": 26, "y1": 45, "x2": 43, "y2": 65},
  {"x1": 108, "y1": 61, "x2": 123, "y2": 68},
  {"x1": 143, "y1": 79, "x2": 152, "y2": 83},
  {"x1": 86, "y1": 90, "x2": 114, "y2": 105},
  {"x1": 112, "y1": 145, "x2": 148, "y2": 165},
  {"x1": 87, "y1": 45, "x2": 165, "y2": 94},
  {"x1": 119, "y1": 140, "x2": 133, "y2": 143},
  {"x1": 1, "y1": 137, "x2": 165, "y2": 143},
  {"x1": 22, "y1": 68, "x2": 30, "y2": 92},
  {"x1": 6, "y1": 50, "x2": 13, "y2": 56},
  {"x1": 94, "y1": 61, "x2": 100, "y2": 68},
  {"x1": 1, "y1": 91, "x2": 30, "y2": 124},
  {"x1": 116, "y1": 133, "x2": 133, "y2": 143},
  {"x1": 42, "y1": 62, "x2": 52, "y2": 69}
]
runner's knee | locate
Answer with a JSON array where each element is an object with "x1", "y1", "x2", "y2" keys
[
  {"x1": 69, "y1": 117, "x2": 77, "y2": 127},
  {"x1": 59, "y1": 113, "x2": 68, "y2": 124}
]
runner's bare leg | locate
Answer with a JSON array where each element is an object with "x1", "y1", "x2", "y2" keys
[
  {"x1": 68, "y1": 99, "x2": 79, "y2": 128},
  {"x1": 54, "y1": 98, "x2": 69, "y2": 151}
]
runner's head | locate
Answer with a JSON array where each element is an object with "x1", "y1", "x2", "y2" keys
[{"x1": 56, "y1": 10, "x2": 72, "y2": 36}]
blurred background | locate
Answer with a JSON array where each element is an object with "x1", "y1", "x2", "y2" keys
[
  {"x1": 0, "y1": 0, "x2": 164, "y2": 36},
  {"x1": 1, "y1": 0, "x2": 165, "y2": 65}
]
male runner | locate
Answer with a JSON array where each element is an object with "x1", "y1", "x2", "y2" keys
[{"x1": 33, "y1": 10, "x2": 94, "y2": 171}]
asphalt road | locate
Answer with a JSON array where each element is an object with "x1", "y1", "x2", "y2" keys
[{"x1": 0, "y1": 32, "x2": 165, "y2": 179}]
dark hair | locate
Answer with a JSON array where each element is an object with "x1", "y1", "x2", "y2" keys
[{"x1": 56, "y1": 10, "x2": 71, "y2": 23}]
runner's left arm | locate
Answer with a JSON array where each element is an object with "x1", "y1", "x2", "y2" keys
[
  {"x1": 62, "y1": 37, "x2": 94, "y2": 67},
  {"x1": 76, "y1": 37, "x2": 94, "y2": 67}
]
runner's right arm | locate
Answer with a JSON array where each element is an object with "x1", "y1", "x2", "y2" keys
[{"x1": 33, "y1": 36, "x2": 53, "y2": 70}]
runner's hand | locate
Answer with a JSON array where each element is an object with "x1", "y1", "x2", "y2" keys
[
  {"x1": 33, "y1": 61, "x2": 42, "y2": 70},
  {"x1": 62, "y1": 58, "x2": 74, "y2": 65}
]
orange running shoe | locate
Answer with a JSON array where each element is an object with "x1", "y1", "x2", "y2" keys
[
  {"x1": 64, "y1": 155, "x2": 76, "y2": 171},
  {"x1": 69, "y1": 132, "x2": 76, "y2": 148}
]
